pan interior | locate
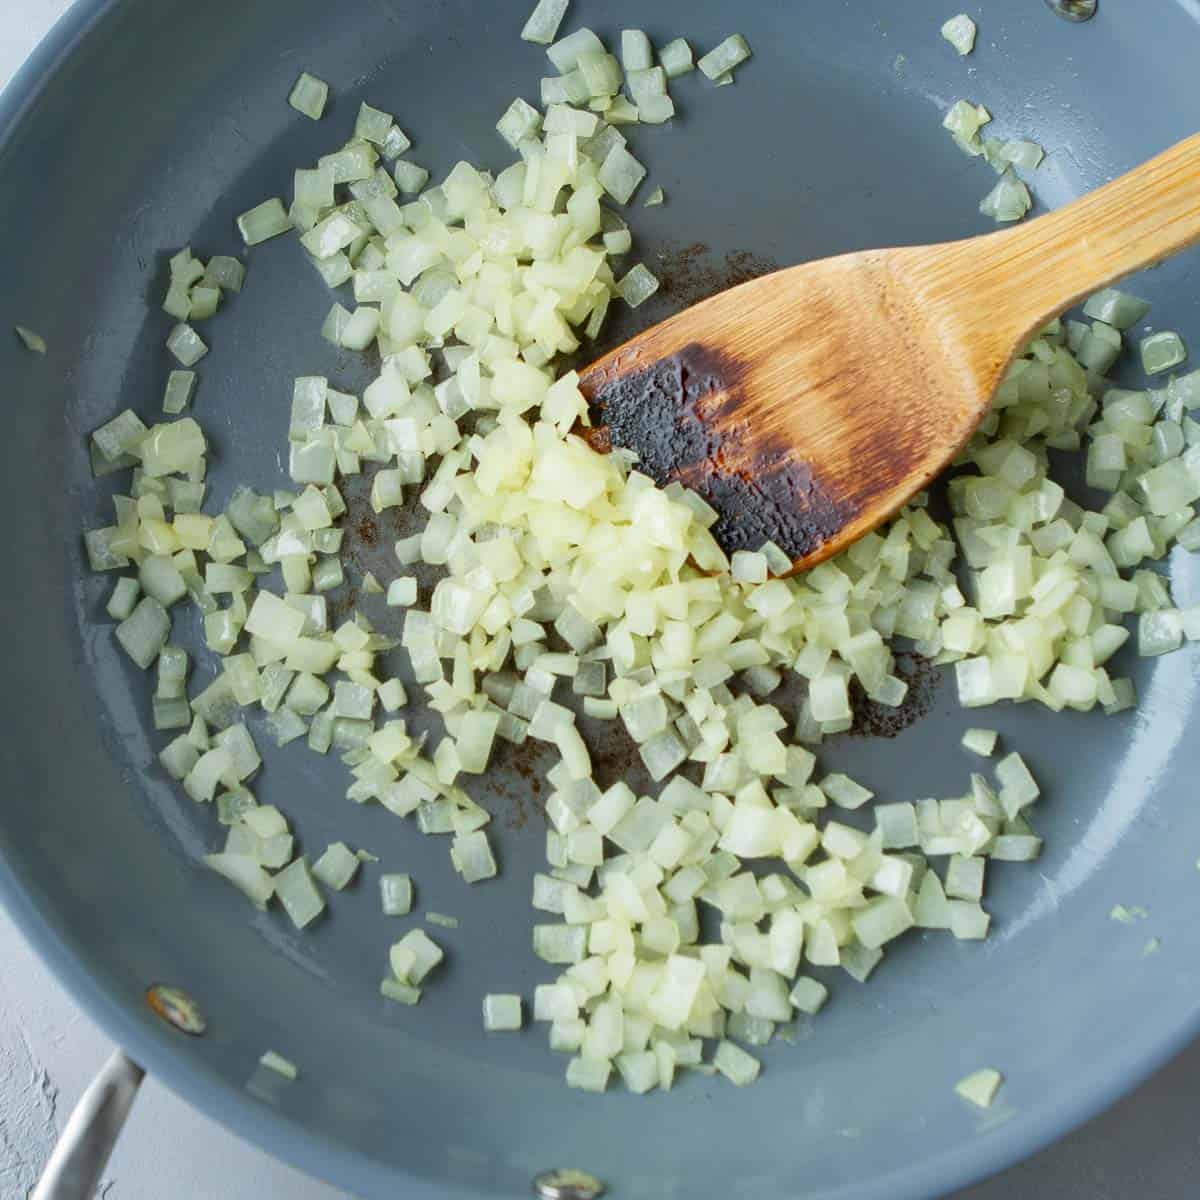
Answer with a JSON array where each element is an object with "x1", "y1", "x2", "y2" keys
[{"x1": 2, "y1": 2, "x2": 1200, "y2": 1198}]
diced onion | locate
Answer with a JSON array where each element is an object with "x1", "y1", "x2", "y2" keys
[
  {"x1": 1141, "y1": 330, "x2": 1188, "y2": 375},
  {"x1": 163, "y1": 370, "x2": 196, "y2": 414},
  {"x1": 521, "y1": 0, "x2": 569, "y2": 45},
  {"x1": 237, "y1": 199, "x2": 291, "y2": 246},
  {"x1": 943, "y1": 99, "x2": 991, "y2": 155},
  {"x1": 979, "y1": 169, "x2": 1032, "y2": 223},
  {"x1": 659, "y1": 38, "x2": 694, "y2": 78},
  {"x1": 1083, "y1": 288, "x2": 1150, "y2": 330},
  {"x1": 597, "y1": 144, "x2": 647, "y2": 204},
  {"x1": 621, "y1": 29, "x2": 652, "y2": 72},
  {"x1": 616, "y1": 263, "x2": 659, "y2": 307},
  {"x1": 312, "y1": 841, "x2": 360, "y2": 890},
  {"x1": 78, "y1": 22, "x2": 1199, "y2": 1103},
  {"x1": 961, "y1": 728, "x2": 998, "y2": 757},
  {"x1": 116, "y1": 598, "x2": 170, "y2": 668},
  {"x1": 697, "y1": 35, "x2": 752, "y2": 80},
  {"x1": 166, "y1": 323, "x2": 208, "y2": 367},
  {"x1": 14, "y1": 325, "x2": 47, "y2": 353},
  {"x1": 451, "y1": 830, "x2": 498, "y2": 882},
  {"x1": 483, "y1": 993, "x2": 523, "y2": 1030},
  {"x1": 289, "y1": 73, "x2": 329, "y2": 120},
  {"x1": 380, "y1": 979, "x2": 421, "y2": 1005},
  {"x1": 955, "y1": 1067, "x2": 1003, "y2": 1109},
  {"x1": 380, "y1": 873, "x2": 414, "y2": 915},
  {"x1": 713, "y1": 1040, "x2": 760, "y2": 1086},
  {"x1": 390, "y1": 929, "x2": 444, "y2": 983},
  {"x1": 274, "y1": 858, "x2": 326, "y2": 928},
  {"x1": 940, "y1": 14, "x2": 977, "y2": 56},
  {"x1": 205, "y1": 853, "x2": 274, "y2": 909},
  {"x1": 258, "y1": 1050, "x2": 299, "y2": 1079},
  {"x1": 547, "y1": 28, "x2": 605, "y2": 74}
]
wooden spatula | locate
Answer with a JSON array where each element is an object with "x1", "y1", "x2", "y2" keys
[{"x1": 579, "y1": 133, "x2": 1200, "y2": 573}]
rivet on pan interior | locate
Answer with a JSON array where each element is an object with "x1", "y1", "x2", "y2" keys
[
  {"x1": 146, "y1": 984, "x2": 207, "y2": 1035},
  {"x1": 1042, "y1": 0, "x2": 1097, "y2": 21},
  {"x1": 533, "y1": 1168, "x2": 606, "y2": 1200}
]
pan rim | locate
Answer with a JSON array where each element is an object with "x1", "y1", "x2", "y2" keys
[{"x1": 2, "y1": 2, "x2": 1199, "y2": 1198}]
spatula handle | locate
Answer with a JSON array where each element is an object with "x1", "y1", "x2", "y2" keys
[{"x1": 929, "y1": 131, "x2": 1200, "y2": 349}]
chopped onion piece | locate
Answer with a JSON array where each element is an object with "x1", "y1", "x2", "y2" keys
[
  {"x1": 566, "y1": 1056, "x2": 611, "y2": 1092},
  {"x1": 789, "y1": 976, "x2": 828, "y2": 1015},
  {"x1": 820, "y1": 773, "x2": 873, "y2": 810},
  {"x1": 940, "y1": 14, "x2": 977, "y2": 56},
  {"x1": 204, "y1": 255, "x2": 245, "y2": 292},
  {"x1": 274, "y1": 858, "x2": 326, "y2": 928},
  {"x1": 955, "y1": 1067, "x2": 1003, "y2": 1109},
  {"x1": 659, "y1": 38, "x2": 694, "y2": 77},
  {"x1": 943, "y1": 99, "x2": 991, "y2": 155},
  {"x1": 961, "y1": 728, "x2": 998, "y2": 757},
  {"x1": 521, "y1": 0, "x2": 569, "y2": 45},
  {"x1": 617, "y1": 263, "x2": 659, "y2": 307},
  {"x1": 387, "y1": 577, "x2": 418, "y2": 607},
  {"x1": 1138, "y1": 609, "x2": 1183, "y2": 657},
  {"x1": 713, "y1": 1040, "x2": 760, "y2": 1086},
  {"x1": 451, "y1": 830, "x2": 498, "y2": 882},
  {"x1": 259, "y1": 1050, "x2": 299, "y2": 1079},
  {"x1": 166, "y1": 323, "x2": 208, "y2": 367},
  {"x1": 312, "y1": 842, "x2": 360, "y2": 890},
  {"x1": 547, "y1": 28, "x2": 605, "y2": 74},
  {"x1": 391, "y1": 929, "x2": 444, "y2": 983},
  {"x1": 621, "y1": 29, "x2": 652, "y2": 72},
  {"x1": 1000, "y1": 139, "x2": 1044, "y2": 173},
  {"x1": 205, "y1": 853, "x2": 274, "y2": 909},
  {"x1": 288, "y1": 73, "x2": 328, "y2": 120},
  {"x1": 698, "y1": 35, "x2": 752, "y2": 80},
  {"x1": 852, "y1": 897, "x2": 914, "y2": 949},
  {"x1": 483, "y1": 993, "x2": 523, "y2": 1031},
  {"x1": 1083, "y1": 288, "x2": 1150, "y2": 330},
  {"x1": 534, "y1": 924, "x2": 586, "y2": 964},
  {"x1": 163, "y1": 370, "x2": 196, "y2": 414},
  {"x1": 380, "y1": 979, "x2": 421, "y2": 1005},
  {"x1": 354, "y1": 102, "x2": 395, "y2": 146},
  {"x1": 1141, "y1": 331, "x2": 1188, "y2": 375},
  {"x1": 116, "y1": 598, "x2": 170, "y2": 669},
  {"x1": 107, "y1": 577, "x2": 140, "y2": 621},
  {"x1": 393, "y1": 159, "x2": 430, "y2": 195},
  {"x1": 597, "y1": 144, "x2": 647, "y2": 204},
  {"x1": 380, "y1": 873, "x2": 414, "y2": 915},
  {"x1": 948, "y1": 901, "x2": 991, "y2": 940},
  {"x1": 237, "y1": 198, "x2": 291, "y2": 246},
  {"x1": 979, "y1": 169, "x2": 1032, "y2": 223},
  {"x1": 14, "y1": 325, "x2": 46, "y2": 353}
]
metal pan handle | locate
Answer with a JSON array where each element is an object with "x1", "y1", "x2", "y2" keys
[{"x1": 31, "y1": 1051, "x2": 144, "y2": 1200}]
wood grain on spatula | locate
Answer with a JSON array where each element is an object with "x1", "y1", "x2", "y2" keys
[{"x1": 579, "y1": 133, "x2": 1200, "y2": 573}]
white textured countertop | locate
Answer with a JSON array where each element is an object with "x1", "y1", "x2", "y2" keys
[{"x1": 3, "y1": 4, "x2": 1199, "y2": 1198}]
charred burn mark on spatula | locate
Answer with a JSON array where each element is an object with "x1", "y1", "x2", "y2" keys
[
  {"x1": 690, "y1": 454, "x2": 854, "y2": 560},
  {"x1": 582, "y1": 342, "x2": 859, "y2": 562},
  {"x1": 582, "y1": 344, "x2": 740, "y2": 474}
]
